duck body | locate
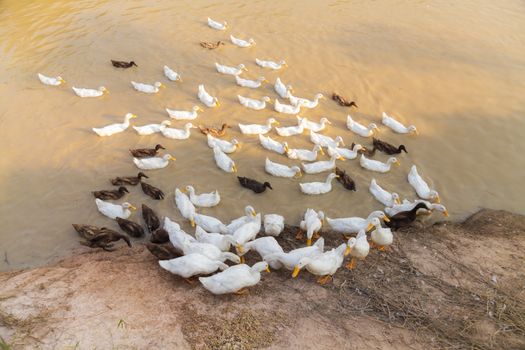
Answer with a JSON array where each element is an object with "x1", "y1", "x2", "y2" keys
[
  {"x1": 213, "y1": 146, "x2": 237, "y2": 173},
  {"x1": 110, "y1": 172, "x2": 148, "y2": 186},
  {"x1": 174, "y1": 189, "x2": 196, "y2": 226},
  {"x1": 199, "y1": 123, "x2": 230, "y2": 137},
  {"x1": 326, "y1": 211, "x2": 387, "y2": 234},
  {"x1": 346, "y1": 230, "x2": 370, "y2": 269},
  {"x1": 186, "y1": 185, "x2": 220, "y2": 207},
  {"x1": 116, "y1": 217, "x2": 144, "y2": 238},
  {"x1": 302, "y1": 155, "x2": 342, "y2": 174},
  {"x1": 256, "y1": 59, "x2": 287, "y2": 70},
  {"x1": 160, "y1": 123, "x2": 195, "y2": 140},
  {"x1": 286, "y1": 145, "x2": 324, "y2": 162},
  {"x1": 385, "y1": 203, "x2": 430, "y2": 230},
  {"x1": 233, "y1": 214, "x2": 262, "y2": 249},
  {"x1": 369, "y1": 179, "x2": 400, "y2": 207},
  {"x1": 235, "y1": 75, "x2": 266, "y2": 88},
  {"x1": 263, "y1": 214, "x2": 285, "y2": 237},
  {"x1": 92, "y1": 186, "x2": 129, "y2": 200},
  {"x1": 241, "y1": 237, "x2": 284, "y2": 269},
  {"x1": 165, "y1": 217, "x2": 196, "y2": 250},
  {"x1": 141, "y1": 182, "x2": 165, "y2": 200},
  {"x1": 275, "y1": 118, "x2": 306, "y2": 137},
  {"x1": 299, "y1": 209, "x2": 324, "y2": 246},
  {"x1": 238, "y1": 95, "x2": 270, "y2": 110},
  {"x1": 300, "y1": 173, "x2": 338, "y2": 195},
  {"x1": 372, "y1": 138, "x2": 407, "y2": 155},
  {"x1": 142, "y1": 204, "x2": 160, "y2": 232},
  {"x1": 72, "y1": 86, "x2": 108, "y2": 97},
  {"x1": 275, "y1": 99, "x2": 302, "y2": 114},
  {"x1": 238, "y1": 118, "x2": 278, "y2": 135},
  {"x1": 131, "y1": 81, "x2": 163, "y2": 94},
  {"x1": 332, "y1": 93, "x2": 357, "y2": 107},
  {"x1": 75, "y1": 226, "x2": 131, "y2": 251},
  {"x1": 111, "y1": 60, "x2": 137, "y2": 68},
  {"x1": 130, "y1": 144, "x2": 165, "y2": 158},
  {"x1": 230, "y1": 35, "x2": 255, "y2": 47},
  {"x1": 200, "y1": 41, "x2": 225, "y2": 49},
  {"x1": 207, "y1": 17, "x2": 227, "y2": 30},
  {"x1": 274, "y1": 77, "x2": 292, "y2": 98},
  {"x1": 195, "y1": 226, "x2": 236, "y2": 251},
  {"x1": 194, "y1": 213, "x2": 228, "y2": 234},
  {"x1": 369, "y1": 218, "x2": 393, "y2": 249},
  {"x1": 293, "y1": 243, "x2": 348, "y2": 280},
  {"x1": 199, "y1": 262, "x2": 269, "y2": 295},
  {"x1": 408, "y1": 165, "x2": 440, "y2": 202},
  {"x1": 310, "y1": 130, "x2": 344, "y2": 148},
  {"x1": 133, "y1": 154, "x2": 175, "y2": 170},
  {"x1": 207, "y1": 134, "x2": 239, "y2": 153},
  {"x1": 163, "y1": 65, "x2": 182, "y2": 82},
  {"x1": 288, "y1": 93, "x2": 324, "y2": 109},
  {"x1": 327, "y1": 144, "x2": 363, "y2": 160},
  {"x1": 237, "y1": 176, "x2": 272, "y2": 193},
  {"x1": 159, "y1": 253, "x2": 229, "y2": 278},
  {"x1": 166, "y1": 106, "x2": 201, "y2": 120},
  {"x1": 93, "y1": 113, "x2": 136, "y2": 136},
  {"x1": 264, "y1": 238, "x2": 324, "y2": 271},
  {"x1": 95, "y1": 199, "x2": 135, "y2": 219},
  {"x1": 198, "y1": 84, "x2": 219, "y2": 107},
  {"x1": 133, "y1": 120, "x2": 171, "y2": 136},
  {"x1": 226, "y1": 206, "x2": 257, "y2": 234},
  {"x1": 359, "y1": 154, "x2": 399, "y2": 173},
  {"x1": 259, "y1": 134, "x2": 288, "y2": 154},
  {"x1": 385, "y1": 200, "x2": 449, "y2": 217},
  {"x1": 297, "y1": 116, "x2": 331, "y2": 132},
  {"x1": 146, "y1": 243, "x2": 181, "y2": 260},
  {"x1": 382, "y1": 112, "x2": 418, "y2": 134},
  {"x1": 182, "y1": 241, "x2": 239, "y2": 263},
  {"x1": 150, "y1": 228, "x2": 169, "y2": 244},
  {"x1": 346, "y1": 115, "x2": 378, "y2": 137},
  {"x1": 38, "y1": 73, "x2": 65, "y2": 86},
  {"x1": 265, "y1": 158, "x2": 302, "y2": 178},
  {"x1": 215, "y1": 63, "x2": 246, "y2": 76},
  {"x1": 334, "y1": 167, "x2": 356, "y2": 191}
]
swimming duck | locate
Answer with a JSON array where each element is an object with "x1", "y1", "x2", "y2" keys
[
  {"x1": 326, "y1": 143, "x2": 363, "y2": 160},
  {"x1": 111, "y1": 60, "x2": 137, "y2": 68},
  {"x1": 385, "y1": 202, "x2": 430, "y2": 231},
  {"x1": 198, "y1": 84, "x2": 220, "y2": 107},
  {"x1": 174, "y1": 188, "x2": 196, "y2": 227},
  {"x1": 369, "y1": 179, "x2": 401, "y2": 207},
  {"x1": 194, "y1": 213, "x2": 229, "y2": 234},
  {"x1": 238, "y1": 237, "x2": 284, "y2": 268},
  {"x1": 213, "y1": 146, "x2": 237, "y2": 173},
  {"x1": 274, "y1": 77, "x2": 293, "y2": 98},
  {"x1": 72, "y1": 224, "x2": 101, "y2": 241},
  {"x1": 160, "y1": 122, "x2": 196, "y2": 140},
  {"x1": 259, "y1": 134, "x2": 289, "y2": 154},
  {"x1": 166, "y1": 106, "x2": 202, "y2": 120},
  {"x1": 185, "y1": 185, "x2": 220, "y2": 207},
  {"x1": 207, "y1": 134, "x2": 239, "y2": 153},
  {"x1": 165, "y1": 217, "x2": 196, "y2": 250},
  {"x1": 233, "y1": 214, "x2": 262, "y2": 254},
  {"x1": 368, "y1": 218, "x2": 393, "y2": 251},
  {"x1": 227, "y1": 206, "x2": 258, "y2": 234},
  {"x1": 286, "y1": 145, "x2": 324, "y2": 162},
  {"x1": 326, "y1": 211, "x2": 388, "y2": 234},
  {"x1": 146, "y1": 242, "x2": 181, "y2": 260},
  {"x1": 200, "y1": 41, "x2": 225, "y2": 49},
  {"x1": 92, "y1": 186, "x2": 129, "y2": 200},
  {"x1": 385, "y1": 199, "x2": 449, "y2": 217},
  {"x1": 72, "y1": 86, "x2": 108, "y2": 97},
  {"x1": 310, "y1": 130, "x2": 345, "y2": 148},
  {"x1": 163, "y1": 65, "x2": 182, "y2": 82},
  {"x1": 299, "y1": 209, "x2": 325, "y2": 246},
  {"x1": 38, "y1": 73, "x2": 65, "y2": 86},
  {"x1": 133, "y1": 154, "x2": 175, "y2": 170},
  {"x1": 302, "y1": 155, "x2": 343, "y2": 174},
  {"x1": 372, "y1": 138, "x2": 407, "y2": 155},
  {"x1": 408, "y1": 165, "x2": 440, "y2": 203},
  {"x1": 230, "y1": 34, "x2": 255, "y2": 47},
  {"x1": 332, "y1": 93, "x2": 357, "y2": 107},
  {"x1": 359, "y1": 154, "x2": 399, "y2": 173},
  {"x1": 207, "y1": 17, "x2": 227, "y2": 30},
  {"x1": 141, "y1": 182, "x2": 165, "y2": 200},
  {"x1": 76, "y1": 226, "x2": 132, "y2": 251},
  {"x1": 116, "y1": 217, "x2": 145, "y2": 238},
  {"x1": 199, "y1": 261, "x2": 269, "y2": 295},
  {"x1": 142, "y1": 204, "x2": 160, "y2": 232},
  {"x1": 95, "y1": 199, "x2": 136, "y2": 219},
  {"x1": 237, "y1": 176, "x2": 272, "y2": 193},
  {"x1": 199, "y1": 123, "x2": 230, "y2": 137},
  {"x1": 292, "y1": 242, "x2": 350, "y2": 284},
  {"x1": 263, "y1": 214, "x2": 285, "y2": 237},
  {"x1": 256, "y1": 58, "x2": 287, "y2": 70},
  {"x1": 235, "y1": 75, "x2": 267, "y2": 89},
  {"x1": 92, "y1": 113, "x2": 137, "y2": 136},
  {"x1": 195, "y1": 226, "x2": 237, "y2": 251},
  {"x1": 131, "y1": 81, "x2": 164, "y2": 94},
  {"x1": 382, "y1": 112, "x2": 418, "y2": 135},
  {"x1": 238, "y1": 118, "x2": 279, "y2": 135},
  {"x1": 238, "y1": 95, "x2": 271, "y2": 110},
  {"x1": 299, "y1": 173, "x2": 338, "y2": 195},
  {"x1": 335, "y1": 167, "x2": 356, "y2": 191},
  {"x1": 159, "y1": 253, "x2": 230, "y2": 279},
  {"x1": 182, "y1": 240, "x2": 240, "y2": 263},
  {"x1": 264, "y1": 237, "x2": 324, "y2": 271},
  {"x1": 346, "y1": 229, "x2": 370, "y2": 269},
  {"x1": 215, "y1": 62, "x2": 247, "y2": 76},
  {"x1": 297, "y1": 116, "x2": 331, "y2": 132},
  {"x1": 133, "y1": 120, "x2": 171, "y2": 136},
  {"x1": 110, "y1": 172, "x2": 148, "y2": 186},
  {"x1": 150, "y1": 228, "x2": 169, "y2": 244},
  {"x1": 288, "y1": 93, "x2": 324, "y2": 109},
  {"x1": 274, "y1": 99, "x2": 303, "y2": 114},
  {"x1": 265, "y1": 158, "x2": 302, "y2": 178},
  {"x1": 129, "y1": 144, "x2": 165, "y2": 158},
  {"x1": 275, "y1": 118, "x2": 307, "y2": 136},
  {"x1": 346, "y1": 115, "x2": 379, "y2": 137}
]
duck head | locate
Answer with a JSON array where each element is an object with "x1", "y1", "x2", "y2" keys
[
  {"x1": 408, "y1": 125, "x2": 418, "y2": 135},
  {"x1": 292, "y1": 257, "x2": 312, "y2": 277},
  {"x1": 118, "y1": 186, "x2": 129, "y2": 194},
  {"x1": 238, "y1": 64, "x2": 248, "y2": 72},
  {"x1": 99, "y1": 86, "x2": 109, "y2": 94},
  {"x1": 122, "y1": 202, "x2": 136, "y2": 211},
  {"x1": 264, "y1": 182, "x2": 273, "y2": 190},
  {"x1": 388, "y1": 157, "x2": 400, "y2": 166},
  {"x1": 137, "y1": 172, "x2": 149, "y2": 180},
  {"x1": 429, "y1": 190, "x2": 440, "y2": 203},
  {"x1": 154, "y1": 82, "x2": 165, "y2": 89},
  {"x1": 155, "y1": 144, "x2": 165, "y2": 151}
]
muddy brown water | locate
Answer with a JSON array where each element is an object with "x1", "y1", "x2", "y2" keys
[{"x1": 0, "y1": 0, "x2": 524, "y2": 271}]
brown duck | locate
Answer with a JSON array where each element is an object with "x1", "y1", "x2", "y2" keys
[
  {"x1": 129, "y1": 144, "x2": 165, "y2": 158},
  {"x1": 145, "y1": 243, "x2": 181, "y2": 260},
  {"x1": 116, "y1": 217, "x2": 145, "y2": 238},
  {"x1": 73, "y1": 225, "x2": 131, "y2": 251},
  {"x1": 198, "y1": 123, "x2": 230, "y2": 137},
  {"x1": 200, "y1": 41, "x2": 225, "y2": 49},
  {"x1": 372, "y1": 138, "x2": 407, "y2": 155},
  {"x1": 332, "y1": 93, "x2": 357, "y2": 108},
  {"x1": 385, "y1": 202, "x2": 430, "y2": 231},
  {"x1": 335, "y1": 167, "x2": 356, "y2": 191},
  {"x1": 111, "y1": 60, "x2": 138, "y2": 68},
  {"x1": 142, "y1": 204, "x2": 160, "y2": 232},
  {"x1": 237, "y1": 176, "x2": 272, "y2": 193},
  {"x1": 141, "y1": 182, "x2": 164, "y2": 200},
  {"x1": 92, "y1": 186, "x2": 129, "y2": 200},
  {"x1": 110, "y1": 172, "x2": 148, "y2": 186},
  {"x1": 150, "y1": 228, "x2": 169, "y2": 244}
]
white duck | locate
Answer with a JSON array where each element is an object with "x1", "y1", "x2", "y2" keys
[
  {"x1": 213, "y1": 146, "x2": 237, "y2": 173},
  {"x1": 275, "y1": 118, "x2": 307, "y2": 136},
  {"x1": 408, "y1": 165, "x2": 440, "y2": 203},
  {"x1": 233, "y1": 213, "x2": 262, "y2": 253},
  {"x1": 265, "y1": 158, "x2": 302, "y2": 178},
  {"x1": 131, "y1": 81, "x2": 164, "y2": 94},
  {"x1": 160, "y1": 122, "x2": 196, "y2": 140},
  {"x1": 297, "y1": 116, "x2": 331, "y2": 132},
  {"x1": 310, "y1": 130, "x2": 345, "y2": 148},
  {"x1": 368, "y1": 218, "x2": 393, "y2": 251},
  {"x1": 72, "y1": 86, "x2": 108, "y2": 97},
  {"x1": 38, "y1": 73, "x2": 65, "y2": 86},
  {"x1": 174, "y1": 188, "x2": 196, "y2": 227},
  {"x1": 92, "y1": 113, "x2": 137, "y2": 137},
  {"x1": 346, "y1": 229, "x2": 370, "y2": 269},
  {"x1": 369, "y1": 179, "x2": 401, "y2": 207},
  {"x1": 166, "y1": 106, "x2": 202, "y2": 120},
  {"x1": 263, "y1": 214, "x2": 285, "y2": 237},
  {"x1": 238, "y1": 237, "x2": 284, "y2": 269},
  {"x1": 207, "y1": 17, "x2": 227, "y2": 30},
  {"x1": 326, "y1": 211, "x2": 388, "y2": 234},
  {"x1": 286, "y1": 145, "x2": 324, "y2": 162},
  {"x1": 199, "y1": 261, "x2": 270, "y2": 295},
  {"x1": 326, "y1": 143, "x2": 363, "y2": 160},
  {"x1": 300, "y1": 173, "x2": 339, "y2": 195},
  {"x1": 256, "y1": 58, "x2": 287, "y2": 70},
  {"x1": 133, "y1": 154, "x2": 175, "y2": 170},
  {"x1": 215, "y1": 62, "x2": 247, "y2": 76},
  {"x1": 274, "y1": 77, "x2": 292, "y2": 98},
  {"x1": 302, "y1": 155, "x2": 343, "y2": 174},
  {"x1": 165, "y1": 217, "x2": 195, "y2": 250},
  {"x1": 182, "y1": 241, "x2": 239, "y2": 263},
  {"x1": 238, "y1": 95, "x2": 271, "y2": 110},
  {"x1": 133, "y1": 120, "x2": 171, "y2": 136},
  {"x1": 198, "y1": 84, "x2": 220, "y2": 107},
  {"x1": 359, "y1": 154, "x2": 399, "y2": 173},
  {"x1": 195, "y1": 226, "x2": 237, "y2": 252},
  {"x1": 207, "y1": 134, "x2": 239, "y2": 153},
  {"x1": 385, "y1": 200, "x2": 449, "y2": 217},
  {"x1": 238, "y1": 118, "x2": 279, "y2": 135},
  {"x1": 235, "y1": 75, "x2": 266, "y2": 89},
  {"x1": 346, "y1": 115, "x2": 379, "y2": 137},
  {"x1": 95, "y1": 199, "x2": 135, "y2": 219},
  {"x1": 227, "y1": 206, "x2": 257, "y2": 234},
  {"x1": 288, "y1": 93, "x2": 324, "y2": 109},
  {"x1": 259, "y1": 134, "x2": 289, "y2": 154},
  {"x1": 382, "y1": 112, "x2": 418, "y2": 135},
  {"x1": 159, "y1": 254, "x2": 229, "y2": 279},
  {"x1": 274, "y1": 99, "x2": 303, "y2": 114},
  {"x1": 194, "y1": 213, "x2": 229, "y2": 234},
  {"x1": 163, "y1": 65, "x2": 182, "y2": 82},
  {"x1": 264, "y1": 238, "x2": 324, "y2": 271},
  {"x1": 185, "y1": 185, "x2": 220, "y2": 207},
  {"x1": 292, "y1": 242, "x2": 350, "y2": 284},
  {"x1": 230, "y1": 35, "x2": 255, "y2": 47},
  {"x1": 299, "y1": 209, "x2": 325, "y2": 246}
]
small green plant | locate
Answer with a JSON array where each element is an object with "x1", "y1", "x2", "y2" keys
[
  {"x1": 117, "y1": 319, "x2": 127, "y2": 329},
  {"x1": 0, "y1": 336, "x2": 11, "y2": 350}
]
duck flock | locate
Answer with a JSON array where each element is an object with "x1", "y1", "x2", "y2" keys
[{"x1": 39, "y1": 17, "x2": 449, "y2": 295}]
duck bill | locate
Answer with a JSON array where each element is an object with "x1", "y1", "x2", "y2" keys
[
  {"x1": 236, "y1": 244, "x2": 244, "y2": 254},
  {"x1": 293, "y1": 171, "x2": 302, "y2": 179},
  {"x1": 344, "y1": 246, "x2": 352, "y2": 256},
  {"x1": 319, "y1": 148, "x2": 325, "y2": 156},
  {"x1": 382, "y1": 215, "x2": 390, "y2": 223},
  {"x1": 443, "y1": 210, "x2": 449, "y2": 217},
  {"x1": 232, "y1": 164, "x2": 238, "y2": 173},
  {"x1": 306, "y1": 238, "x2": 312, "y2": 246},
  {"x1": 395, "y1": 198, "x2": 401, "y2": 205},
  {"x1": 366, "y1": 223, "x2": 374, "y2": 233},
  {"x1": 169, "y1": 156, "x2": 177, "y2": 161},
  {"x1": 434, "y1": 196, "x2": 441, "y2": 204},
  {"x1": 395, "y1": 160, "x2": 401, "y2": 166},
  {"x1": 251, "y1": 210, "x2": 257, "y2": 217},
  {"x1": 292, "y1": 266, "x2": 301, "y2": 278},
  {"x1": 190, "y1": 219, "x2": 195, "y2": 227},
  {"x1": 130, "y1": 205, "x2": 137, "y2": 211},
  {"x1": 265, "y1": 266, "x2": 271, "y2": 273}
]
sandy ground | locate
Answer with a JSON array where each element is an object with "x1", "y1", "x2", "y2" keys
[{"x1": 1, "y1": 209, "x2": 524, "y2": 349}]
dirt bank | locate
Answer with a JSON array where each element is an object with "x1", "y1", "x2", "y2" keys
[{"x1": 1, "y1": 209, "x2": 524, "y2": 349}]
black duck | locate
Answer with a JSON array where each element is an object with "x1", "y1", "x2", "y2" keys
[
  {"x1": 110, "y1": 172, "x2": 148, "y2": 186},
  {"x1": 111, "y1": 60, "x2": 137, "y2": 68},
  {"x1": 142, "y1": 204, "x2": 160, "y2": 232},
  {"x1": 74, "y1": 225, "x2": 131, "y2": 251},
  {"x1": 335, "y1": 167, "x2": 356, "y2": 191},
  {"x1": 373, "y1": 138, "x2": 407, "y2": 155},
  {"x1": 141, "y1": 182, "x2": 164, "y2": 200},
  {"x1": 116, "y1": 217, "x2": 145, "y2": 238},
  {"x1": 129, "y1": 144, "x2": 165, "y2": 158},
  {"x1": 332, "y1": 93, "x2": 357, "y2": 108},
  {"x1": 150, "y1": 228, "x2": 169, "y2": 244},
  {"x1": 200, "y1": 41, "x2": 225, "y2": 49},
  {"x1": 237, "y1": 176, "x2": 272, "y2": 193},
  {"x1": 385, "y1": 202, "x2": 430, "y2": 231},
  {"x1": 92, "y1": 186, "x2": 129, "y2": 200},
  {"x1": 145, "y1": 243, "x2": 181, "y2": 260}
]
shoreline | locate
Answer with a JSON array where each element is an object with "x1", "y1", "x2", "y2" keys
[{"x1": 1, "y1": 209, "x2": 524, "y2": 349}]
